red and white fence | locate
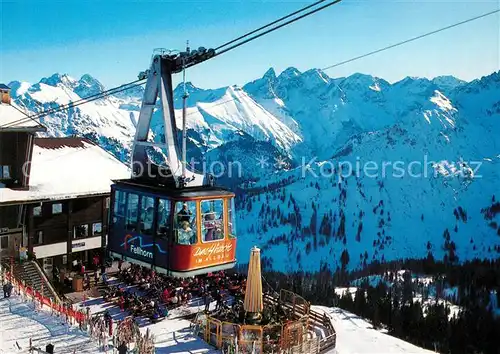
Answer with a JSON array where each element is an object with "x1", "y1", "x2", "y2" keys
[{"x1": 4, "y1": 271, "x2": 87, "y2": 325}]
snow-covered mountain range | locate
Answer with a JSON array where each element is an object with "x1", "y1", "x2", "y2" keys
[{"x1": 7, "y1": 68, "x2": 500, "y2": 273}]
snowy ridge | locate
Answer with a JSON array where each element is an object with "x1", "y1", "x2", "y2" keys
[{"x1": 9, "y1": 74, "x2": 300, "y2": 160}]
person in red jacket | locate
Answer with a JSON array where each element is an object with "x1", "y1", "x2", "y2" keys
[
  {"x1": 108, "y1": 318, "x2": 113, "y2": 336},
  {"x1": 92, "y1": 255, "x2": 100, "y2": 270},
  {"x1": 119, "y1": 296, "x2": 124, "y2": 311},
  {"x1": 162, "y1": 288, "x2": 170, "y2": 303}
]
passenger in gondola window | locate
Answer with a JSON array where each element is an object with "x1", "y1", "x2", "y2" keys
[
  {"x1": 126, "y1": 193, "x2": 139, "y2": 231},
  {"x1": 201, "y1": 199, "x2": 224, "y2": 242},
  {"x1": 203, "y1": 212, "x2": 216, "y2": 241},
  {"x1": 177, "y1": 203, "x2": 192, "y2": 223},
  {"x1": 178, "y1": 221, "x2": 194, "y2": 245},
  {"x1": 141, "y1": 206, "x2": 154, "y2": 234}
]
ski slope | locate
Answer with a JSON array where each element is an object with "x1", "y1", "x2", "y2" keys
[
  {"x1": 0, "y1": 296, "x2": 100, "y2": 353},
  {"x1": 1, "y1": 293, "x2": 433, "y2": 354},
  {"x1": 319, "y1": 306, "x2": 435, "y2": 354}
]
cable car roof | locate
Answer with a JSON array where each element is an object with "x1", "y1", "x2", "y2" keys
[{"x1": 112, "y1": 178, "x2": 235, "y2": 199}]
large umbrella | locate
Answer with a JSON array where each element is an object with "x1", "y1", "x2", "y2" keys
[{"x1": 244, "y1": 246, "x2": 263, "y2": 320}]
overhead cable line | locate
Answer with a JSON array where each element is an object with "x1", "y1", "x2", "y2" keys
[
  {"x1": 7, "y1": 103, "x2": 47, "y2": 129},
  {"x1": 322, "y1": 8, "x2": 500, "y2": 71},
  {"x1": 214, "y1": 0, "x2": 330, "y2": 51},
  {"x1": 214, "y1": 0, "x2": 342, "y2": 58}
]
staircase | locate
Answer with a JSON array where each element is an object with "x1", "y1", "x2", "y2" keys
[{"x1": 10, "y1": 260, "x2": 61, "y2": 303}]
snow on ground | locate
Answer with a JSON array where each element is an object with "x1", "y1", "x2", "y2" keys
[
  {"x1": 0, "y1": 295, "x2": 100, "y2": 353},
  {"x1": 315, "y1": 306, "x2": 435, "y2": 354},
  {"x1": 1, "y1": 289, "x2": 435, "y2": 354},
  {"x1": 0, "y1": 292, "x2": 218, "y2": 354},
  {"x1": 78, "y1": 293, "x2": 218, "y2": 354}
]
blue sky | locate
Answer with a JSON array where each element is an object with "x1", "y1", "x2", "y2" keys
[{"x1": 1, "y1": 0, "x2": 498, "y2": 90}]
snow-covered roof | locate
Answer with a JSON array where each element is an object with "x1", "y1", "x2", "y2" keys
[
  {"x1": 0, "y1": 137, "x2": 130, "y2": 205},
  {"x1": 0, "y1": 103, "x2": 46, "y2": 132}
]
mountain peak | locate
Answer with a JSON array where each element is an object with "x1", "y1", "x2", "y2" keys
[
  {"x1": 340, "y1": 73, "x2": 384, "y2": 91},
  {"x1": 476, "y1": 71, "x2": 500, "y2": 89},
  {"x1": 79, "y1": 74, "x2": 102, "y2": 85},
  {"x1": 431, "y1": 75, "x2": 466, "y2": 94},
  {"x1": 174, "y1": 81, "x2": 201, "y2": 97},
  {"x1": 396, "y1": 76, "x2": 432, "y2": 85},
  {"x1": 393, "y1": 76, "x2": 436, "y2": 95},
  {"x1": 263, "y1": 68, "x2": 277, "y2": 80},
  {"x1": 278, "y1": 67, "x2": 301, "y2": 80},
  {"x1": 74, "y1": 74, "x2": 104, "y2": 98},
  {"x1": 40, "y1": 73, "x2": 77, "y2": 88},
  {"x1": 184, "y1": 81, "x2": 200, "y2": 92},
  {"x1": 300, "y1": 68, "x2": 331, "y2": 88}
]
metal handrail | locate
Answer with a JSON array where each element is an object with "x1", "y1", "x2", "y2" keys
[{"x1": 31, "y1": 260, "x2": 62, "y2": 303}]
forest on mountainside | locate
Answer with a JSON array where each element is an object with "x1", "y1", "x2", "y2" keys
[{"x1": 256, "y1": 257, "x2": 500, "y2": 354}]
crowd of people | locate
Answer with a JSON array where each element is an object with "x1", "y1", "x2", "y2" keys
[{"x1": 100, "y1": 263, "x2": 247, "y2": 324}]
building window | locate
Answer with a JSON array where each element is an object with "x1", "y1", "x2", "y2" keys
[
  {"x1": 33, "y1": 206, "x2": 42, "y2": 217},
  {"x1": 105, "y1": 197, "x2": 110, "y2": 209},
  {"x1": 34, "y1": 231, "x2": 43, "y2": 245},
  {"x1": 52, "y1": 203, "x2": 62, "y2": 214},
  {"x1": 0, "y1": 236, "x2": 7, "y2": 250},
  {"x1": 201, "y1": 199, "x2": 224, "y2": 242},
  {"x1": 74, "y1": 224, "x2": 89, "y2": 239},
  {"x1": 174, "y1": 201, "x2": 197, "y2": 245},
  {"x1": 92, "y1": 222, "x2": 102, "y2": 235},
  {"x1": 0, "y1": 165, "x2": 11, "y2": 179}
]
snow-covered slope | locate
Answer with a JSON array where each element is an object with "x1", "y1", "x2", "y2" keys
[
  {"x1": 236, "y1": 70, "x2": 500, "y2": 272},
  {"x1": 0, "y1": 297, "x2": 102, "y2": 353},
  {"x1": 8, "y1": 69, "x2": 500, "y2": 273},
  {"x1": 317, "y1": 306, "x2": 435, "y2": 354},
  {"x1": 0, "y1": 293, "x2": 433, "y2": 354}
]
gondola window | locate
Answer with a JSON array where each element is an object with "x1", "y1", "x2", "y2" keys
[
  {"x1": 201, "y1": 199, "x2": 224, "y2": 242},
  {"x1": 175, "y1": 201, "x2": 197, "y2": 245},
  {"x1": 125, "y1": 193, "x2": 139, "y2": 231},
  {"x1": 228, "y1": 198, "x2": 237, "y2": 239},
  {"x1": 140, "y1": 196, "x2": 155, "y2": 234},
  {"x1": 112, "y1": 190, "x2": 126, "y2": 228},
  {"x1": 157, "y1": 199, "x2": 171, "y2": 239}
]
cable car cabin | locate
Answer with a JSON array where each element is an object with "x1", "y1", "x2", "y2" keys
[{"x1": 107, "y1": 179, "x2": 237, "y2": 277}]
